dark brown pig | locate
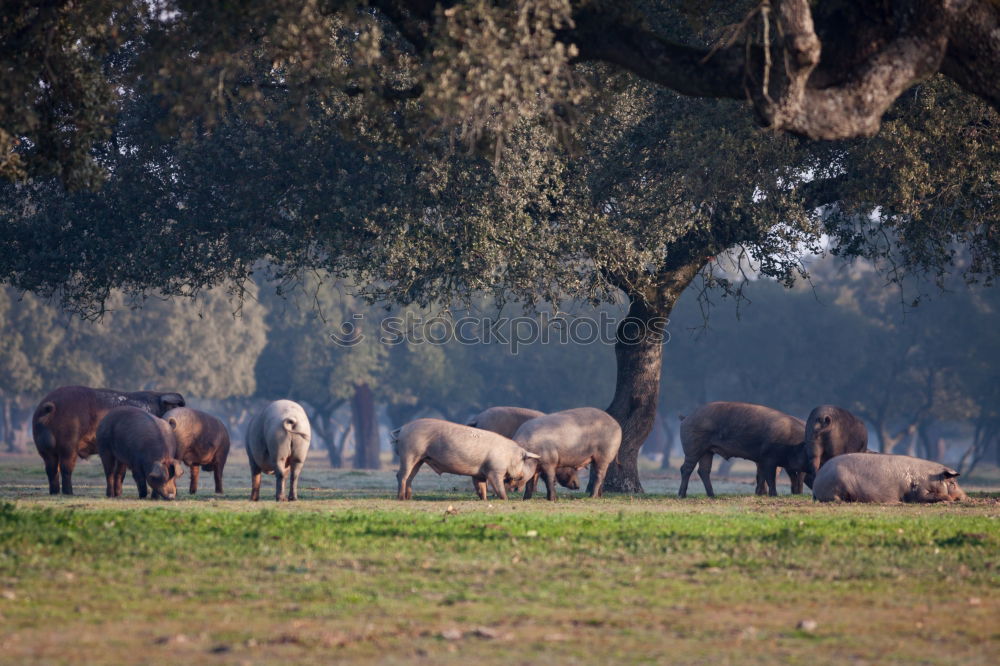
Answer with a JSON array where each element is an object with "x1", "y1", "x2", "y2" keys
[
  {"x1": 392, "y1": 419, "x2": 540, "y2": 500},
  {"x1": 513, "y1": 407, "x2": 622, "y2": 501},
  {"x1": 804, "y1": 405, "x2": 869, "y2": 488},
  {"x1": 678, "y1": 402, "x2": 809, "y2": 498},
  {"x1": 32, "y1": 385, "x2": 185, "y2": 495},
  {"x1": 164, "y1": 407, "x2": 231, "y2": 494},
  {"x1": 812, "y1": 453, "x2": 967, "y2": 503},
  {"x1": 97, "y1": 406, "x2": 184, "y2": 500}
]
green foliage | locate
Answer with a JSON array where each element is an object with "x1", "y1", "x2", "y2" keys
[{"x1": 0, "y1": 286, "x2": 266, "y2": 399}]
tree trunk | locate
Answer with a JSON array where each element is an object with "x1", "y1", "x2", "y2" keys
[
  {"x1": 604, "y1": 262, "x2": 702, "y2": 493},
  {"x1": 659, "y1": 414, "x2": 674, "y2": 471},
  {"x1": 2, "y1": 396, "x2": 13, "y2": 453},
  {"x1": 330, "y1": 421, "x2": 350, "y2": 468},
  {"x1": 351, "y1": 383, "x2": 381, "y2": 469}
]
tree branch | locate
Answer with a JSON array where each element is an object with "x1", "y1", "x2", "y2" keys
[{"x1": 560, "y1": 0, "x2": 988, "y2": 140}]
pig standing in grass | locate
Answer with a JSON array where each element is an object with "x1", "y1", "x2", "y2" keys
[
  {"x1": 392, "y1": 418, "x2": 540, "y2": 500},
  {"x1": 245, "y1": 400, "x2": 311, "y2": 502},
  {"x1": 97, "y1": 406, "x2": 184, "y2": 500},
  {"x1": 32, "y1": 385, "x2": 184, "y2": 495},
  {"x1": 812, "y1": 453, "x2": 967, "y2": 503},
  {"x1": 467, "y1": 406, "x2": 581, "y2": 491},
  {"x1": 804, "y1": 404, "x2": 869, "y2": 488},
  {"x1": 512, "y1": 407, "x2": 622, "y2": 501},
  {"x1": 164, "y1": 407, "x2": 231, "y2": 495},
  {"x1": 678, "y1": 402, "x2": 809, "y2": 498},
  {"x1": 467, "y1": 406, "x2": 545, "y2": 438}
]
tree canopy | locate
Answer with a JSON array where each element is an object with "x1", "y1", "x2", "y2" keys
[{"x1": 3, "y1": 1, "x2": 1000, "y2": 187}]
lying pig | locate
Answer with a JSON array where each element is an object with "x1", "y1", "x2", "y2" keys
[
  {"x1": 392, "y1": 418, "x2": 540, "y2": 500},
  {"x1": 96, "y1": 406, "x2": 184, "y2": 500},
  {"x1": 32, "y1": 385, "x2": 185, "y2": 495},
  {"x1": 164, "y1": 407, "x2": 231, "y2": 494},
  {"x1": 804, "y1": 405, "x2": 869, "y2": 488},
  {"x1": 245, "y1": 400, "x2": 311, "y2": 501},
  {"x1": 678, "y1": 402, "x2": 809, "y2": 498},
  {"x1": 467, "y1": 406, "x2": 582, "y2": 491},
  {"x1": 513, "y1": 407, "x2": 622, "y2": 501},
  {"x1": 812, "y1": 453, "x2": 967, "y2": 503}
]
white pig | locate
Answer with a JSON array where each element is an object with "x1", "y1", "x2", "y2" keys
[
  {"x1": 245, "y1": 399, "x2": 311, "y2": 502},
  {"x1": 392, "y1": 418, "x2": 540, "y2": 501},
  {"x1": 513, "y1": 407, "x2": 622, "y2": 501},
  {"x1": 812, "y1": 453, "x2": 968, "y2": 503}
]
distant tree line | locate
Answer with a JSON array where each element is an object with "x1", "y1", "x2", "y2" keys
[{"x1": 2, "y1": 254, "x2": 997, "y2": 475}]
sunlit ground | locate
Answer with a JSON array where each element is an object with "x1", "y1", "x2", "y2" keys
[{"x1": 1, "y1": 452, "x2": 998, "y2": 665}]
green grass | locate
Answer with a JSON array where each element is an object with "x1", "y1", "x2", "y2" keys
[{"x1": 1, "y1": 453, "x2": 998, "y2": 664}]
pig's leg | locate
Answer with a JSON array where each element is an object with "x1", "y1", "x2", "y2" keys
[
  {"x1": 540, "y1": 465, "x2": 558, "y2": 501},
  {"x1": 288, "y1": 459, "x2": 305, "y2": 501},
  {"x1": 810, "y1": 450, "x2": 823, "y2": 485},
  {"x1": 397, "y1": 458, "x2": 423, "y2": 500},
  {"x1": 789, "y1": 470, "x2": 804, "y2": 494},
  {"x1": 396, "y1": 461, "x2": 409, "y2": 500},
  {"x1": 678, "y1": 456, "x2": 698, "y2": 498},
  {"x1": 474, "y1": 477, "x2": 488, "y2": 500},
  {"x1": 249, "y1": 456, "x2": 262, "y2": 502},
  {"x1": 696, "y1": 452, "x2": 715, "y2": 497},
  {"x1": 488, "y1": 470, "x2": 508, "y2": 500},
  {"x1": 213, "y1": 461, "x2": 224, "y2": 494},
  {"x1": 274, "y1": 465, "x2": 287, "y2": 502},
  {"x1": 134, "y1": 470, "x2": 149, "y2": 499},
  {"x1": 522, "y1": 470, "x2": 539, "y2": 500},
  {"x1": 100, "y1": 453, "x2": 116, "y2": 498},
  {"x1": 589, "y1": 460, "x2": 609, "y2": 498},
  {"x1": 766, "y1": 465, "x2": 779, "y2": 496},
  {"x1": 214, "y1": 449, "x2": 228, "y2": 494},
  {"x1": 189, "y1": 464, "x2": 200, "y2": 494},
  {"x1": 59, "y1": 453, "x2": 77, "y2": 495},
  {"x1": 43, "y1": 454, "x2": 60, "y2": 495},
  {"x1": 113, "y1": 462, "x2": 126, "y2": 497}
]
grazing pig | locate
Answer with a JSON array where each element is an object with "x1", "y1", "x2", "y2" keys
[
  {"x1": 96, "y1": 406, "x2": 184, "y2": 500},
  {"x1": 513, "y1": 407, "x2": 622, "y2": 501},
  {"x1": 812, "y1": 453, "x2": 967, "y2": 503},
  {"x1": 164, "y1": 407, "x2": 231, "y2": 494},
  {"x1": 245, "y1": 400, "x2": 311, "y2": 502},
  {"x1": 678, "y1": 402, "x2": 809, "y2": 498},
  {"x1": 392, "y1": 419, "x2": 540, "y2": 500},
  {"x1": 804, "y1": 405, "x2": 869, "y2": 488},
  {"x1": 467, "y1": 406, "x2": 581, "y2": 491},
  {"x1": 32, "y1": 385, "x2": 185, "y2": 495},
  {"x1": 467, "y1": 406, "x2": 545, "y2": 438}
]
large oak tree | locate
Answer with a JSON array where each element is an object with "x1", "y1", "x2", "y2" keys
[{"x1": 1, "y1": 1, "x2": 997, "y2": 491}]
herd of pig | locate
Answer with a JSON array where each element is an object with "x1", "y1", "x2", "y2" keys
[{"x1": 27, "y1": 385, "x2": 968, "y2": 504}]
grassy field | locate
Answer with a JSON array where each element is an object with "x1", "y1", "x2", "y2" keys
[{"x1": 1, "y1": 453, "x2": 998, "y2": 665}]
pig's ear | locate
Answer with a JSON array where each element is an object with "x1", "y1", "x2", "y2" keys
[
  {"x1": 160, "y1": 393, "x2": 185, "y2": 409},
  {"x1": 523, "y1": 451, "x2": 540, "y2": 460},
  {"x1": 171, "y1": 460, "x2": 184, "y2": 479},
  {"x1": 148, "y1": 463, "x2": 166, "y2": 482},
  {"x1": 941, "y1": 468, "x2": 960, "y2": 479}
]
